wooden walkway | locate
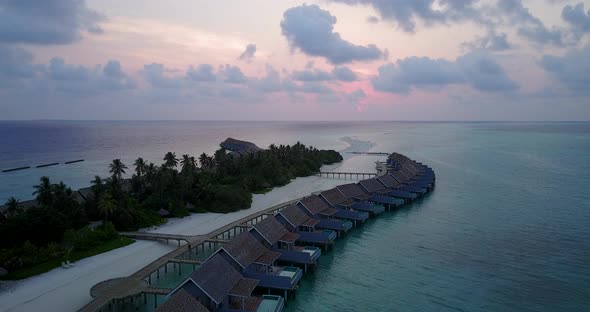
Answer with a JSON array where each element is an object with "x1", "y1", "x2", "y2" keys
[
  {"x1": 119, "y1": 232, "x2": 196, "y2": 246},
  {"x1": 79, "y1": 198, "x2": 302, "y2": 312},
  {"x1": 347, "y1": 152, "x2": 390, "y2": 156},
  {"x1": 318, "y1": 171, "x2": 377, "y2": 179}
]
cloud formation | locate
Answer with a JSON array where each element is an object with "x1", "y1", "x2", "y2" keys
[
  {"x1": 0, "y1": 0, "x2": 104, "y2": 45},
  {"x1": 220, "y1": 65, "x2": 247, "y2": 84},
  {"x1": 331, "y1": 0, "x2": 581, "y2": 47},
  {"x1": 329, "y1": 0, "x2": 480, "y2": 33},
  {"x1": 463, "y1": 31, "x2": 512, "y2": 51},
  {"x1": 541, "y1": 44, "x2": 590, "y2": 94},
  {"x1": 291, "y1": 66, "x2": 358, "y2": 82},
  {"x1": 238, "y1": 44, "x2": 257, "y2": 62},
  {"x1": 187, "y1": 64, "x2": 216, "y2": 82},
  {"x1": 0, "y1": 45, "x2": 37, "y2": 87},
  {"x1": 562, "y1": 3, "x2": 590, "y2": 34},
  {"x1": 372, "y1": 51, "x2": 519, "y2": 94},
  {"x1": 281, "y1": 4, "x2": 385, "y2": 64},
  {"x1": 142, "y1": 63, "x2": 183, "y2": 88},
  {"x1": 0, "y1": 45, "x2": 134, "y2": 94}
]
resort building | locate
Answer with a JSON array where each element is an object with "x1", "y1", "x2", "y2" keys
[
  {"x1": 250, "y1": 216, "x2": 321, "y2": 272},
  {"x1": 275, "y1": 204, "x2": 337, "y2": 250},
  {"x1": 336, "y1": 183, "x2": 403, "y2": 211},
  {"x1": 359, "y1": 178, "x2": 417, "y2": 202},
  {"x1": 155, "y1": 289, "x2": 209, "y2": 312},
  {"x1": 208, "y1": 232, "x2": 303, "y2": 299},
  {"x1": 220, "y1": 138, "x2": 262, "y2": 156},
  {"x1": 378, "y1": 173, "x2": 427, "y2": 196},
  {"x1": 297, "y1": 196, "x2": 354, "y2": 234},
  {"x1": 322, "y1": 186, "x2": 386, "y2": 216},
  {"x1": 164, "y1": 253, "x2": 284, "y2": 312}
]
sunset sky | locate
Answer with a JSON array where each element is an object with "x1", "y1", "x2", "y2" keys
[{"x1": 1, "y1": 0, "x2": 589, "y2": 120}]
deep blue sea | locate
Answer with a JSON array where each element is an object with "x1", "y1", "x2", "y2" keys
[{"x1": 1, "y1": 121, "x2": 589, "y2": 311}]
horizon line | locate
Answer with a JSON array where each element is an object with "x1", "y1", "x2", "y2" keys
[{"x1": 1, "y1": 119, "x2": 590, "y2": 123}]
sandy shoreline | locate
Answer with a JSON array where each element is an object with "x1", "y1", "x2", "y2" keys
[{"x1": 0, "y1": 136, "x2": 377, "y2": 312}]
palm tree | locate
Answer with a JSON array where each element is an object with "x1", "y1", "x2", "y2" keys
[
  {"x1": 214, "y1": 149, "x2": 227, "y2": 164},
  {"x1": 163, "y1": 152, "x2": 179, "y2": 168},
  {"x1": 199, "y1": 153, "x2": 209, "y2": 169},
  {"x1": 133, "y1": 157, "x2": 146, "y2": 177},
  {"x1": 32, "y1": 176, "x2": 53, "y2": 207},
  {"x1": 98, "y1": 193, "x2": 116, "y2": 225},
  {"x1": 5, "y1": 197, "x2": 22, "y2": 217},
  {"x1": 190, "y1": 156, "x2": 197, "y2": 170},
  {"x1": 181, "y1": 154, "x2": 195, "y2": 173},
  {"x1": 145, "y1": 163, "x2": 157, "y2": 180},
  {"x1": 109, "y1": 159, "x2": 128, "y2": 179}
]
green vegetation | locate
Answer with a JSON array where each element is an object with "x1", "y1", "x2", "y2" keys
[
  {"x1": 0, "y1": 223, "x2": 133, "y2": 280},
  {"x1": 0, "y1": 141, "x2": 342, "y2": 279}
]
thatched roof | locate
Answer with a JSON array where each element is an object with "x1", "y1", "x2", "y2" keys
[
  {"x1": 359, "y1": 178, "x2": 388, "y2": 193},
  {"x1": 220, "y1": 138, "x2": 261, "y2": 155},
  {"x1": 277, "y1": 204, "x2": 309, "y2": 227},
  {"x1": 253, "y1": 217, "x2": 290, "y2": 245},
  {"x1": 190, "y1": 254, "x2": 245, "y2": 304},
  {"x1": 299, "y1": 196, "x2": 333, "y2": 215},
  {"x1": 319, "y1": 189, "x2": 347, "y2": 206},
  {"x1": 378, "y1": 174, "x2": 402, "y2": 188},
  {"x1": 155, "y1": 289, "x2": 208, "y2": 312},
  {"x1": 223, "y1": 232, "x2": 275, "y2": 268},
  {"x1": 337, "y1": 183, "x2": 371, "y2": 200}
]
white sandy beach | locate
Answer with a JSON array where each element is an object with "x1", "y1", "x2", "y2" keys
[{"x1": 0, "y1": 136, "x2": 380, "y2": 312}]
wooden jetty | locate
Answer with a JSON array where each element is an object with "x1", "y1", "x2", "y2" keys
[
  {"x1": 119, "y1": 232, "x2": 196, "y2": 247},
  {"x1": 347, "y1": 152, "x2": 390, "y2": 155},
  {"x1": 318, "y1": 171, "x2": 377, "y2": 179}
]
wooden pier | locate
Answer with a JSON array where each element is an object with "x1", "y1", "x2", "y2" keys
[
  {"x1": 347, "y1": 152, "x2": 390, "y2": 156},
  {"x1": 318, "y1": 171, "x2": 377, "y2": 180},
  {"x1": 119, "y1": 232, "x2": 196, "y2": 247}
]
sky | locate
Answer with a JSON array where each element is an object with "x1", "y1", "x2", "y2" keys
[{"x1": 0, "y1": 0, "x2": 589, "y2": 121}]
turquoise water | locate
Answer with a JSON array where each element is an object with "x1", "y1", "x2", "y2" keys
[
  {"x1": 288, "y1": 123, "x2": 590, "y2": 311},
  {"x1": 1, "y1": 121, "x2": 589, "y2": 311}
]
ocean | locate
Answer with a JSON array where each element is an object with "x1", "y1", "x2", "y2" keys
[{"x1": 1, "y1": 121, "x2": 589, "y2": 311}]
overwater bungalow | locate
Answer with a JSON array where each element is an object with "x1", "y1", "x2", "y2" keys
[
  {"x1": 389, "y1": 167, "x2": 432, "y2": 187},
  {"x1": 164, "y1": 253, "x2": 284, "y2": 312},
  {"x1": 387, "y1": 153, "x2": 435, "y2": 188},
  {"x1": 378, "y1": 173, "x2": 428, "y2": 196},
  {"x1": 155, "y1": 289, "x2": 209, "y2": 312},
  {"x1": 250, "y1": 216, "x2": 321, "y2": 272},
  {"x1": 359, "y1": 178, "x2": 418, "y2": 203},
  {"x1": 275, "y1": 204, "x2": 336, "y2": 250},
  {"x1": 320, "y1": 187, "x2": 385, "y2": 216},
  {"x1": 336, "y1": 183, "x2": 403, "y2": 211},
  {"x1": 210, "y1": 232, "x2": 303, "y2": 299},
  {"x1": 297, "y1": 196, "x2": 354, "y2": 233}
]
